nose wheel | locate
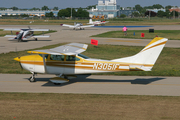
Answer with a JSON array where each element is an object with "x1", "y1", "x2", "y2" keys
[{"x1": 29, "y1": 72, "x2": 36, "y2": 82}]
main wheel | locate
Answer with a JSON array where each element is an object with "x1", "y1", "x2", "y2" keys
[
  {"x1": 29, "y1": 76, "x2": 36, "y2": 82},
  {"x1": 35, "y1": 38, "x2": 38, "y2": 41}
]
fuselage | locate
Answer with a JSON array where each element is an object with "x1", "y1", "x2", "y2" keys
[
  {"x1": 14, "y1": 54, "x2": 152, "y2": 75},
  {"x1": 15, "y1": 30, "x2": 34, "y2": 40}
]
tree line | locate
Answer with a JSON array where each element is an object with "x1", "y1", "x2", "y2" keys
[
  {"x1": 0, "y1": 6, "x2": 58, "y2": 11},
  {"x1": 131, "y1": 4, "x2": 178, "y2": 18},
  {"x1": 1, "y1": 4, "x2": 179, "y2": 18}
]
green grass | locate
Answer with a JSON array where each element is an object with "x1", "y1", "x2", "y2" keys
[
  {"x1": 0, "y1": 43, "x2": 180, "y2": 76},
  {"x1": 91, "y1": 30, "x2": 180, "y2": 40},
  {"x1": 0, "y1": 92, "x2": 180, "y2": 120}
]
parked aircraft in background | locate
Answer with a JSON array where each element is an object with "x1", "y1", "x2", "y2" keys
[
  {"x1": 60, "y1": 22, "x2": 94, "y2": 30},
  {"x1": 87, "y1": 19, "x2": 109, "y2": 26},
  {"x1": 4, "y1": 27, "x2": 50, "y2": 42},
  {"x1": 14, "y1": 37, "x2": 168, "y2": 85}
]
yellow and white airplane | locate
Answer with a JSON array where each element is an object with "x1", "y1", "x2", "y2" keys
[{"x1": 14, "y1": 37, "x2": 168, "y2": 85}]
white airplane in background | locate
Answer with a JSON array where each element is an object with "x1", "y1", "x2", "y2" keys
[
  {"x1": 4, "y1": 27, "x2": 50, "y2": 42},
  {"x1": 87, "y1": 19, "x2": 109, "y2": 26},
  {"x1": 14, "y1": 37, "x2": 168, "y2": 85},
  {"x1": 60, "y1": 22, "x2": 94, "y2": 30}
]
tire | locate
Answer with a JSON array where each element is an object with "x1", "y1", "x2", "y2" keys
[{"x1": 29, "y1": 77, "x2": 36, "y2": 82}]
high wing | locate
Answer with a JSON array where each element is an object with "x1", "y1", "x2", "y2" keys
[
  {"x1": 4, "y1": 35, "x2": 17, "y2": 37},
  {"x1": 28, "y1": 43, "x2": 88, "y2": 55},
  {"x1": 4, "y1": 29, "x2": 21, "y2": 31},
  {"x1": 80, "y1": 25, "x2": 94, "y2": 28},
  {"x1": 29, "y1": 29, "x2": 49, "y2": 31},
  {"x1": 3, "y1": 28, "x2": 49, "y2": 31},
  {"x1": 61, "y1": 24, "x2": 75, "y2": 28}
]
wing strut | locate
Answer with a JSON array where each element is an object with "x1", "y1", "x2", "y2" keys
[{"x1": 42, "y1": 54, "x2": 48, "y2": 74}]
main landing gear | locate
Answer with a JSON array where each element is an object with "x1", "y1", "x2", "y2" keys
[
  {"x1": 29, "y1": 72, "x2": 36, "y2": 82},
  {"x1": 35, "y1": 38, "x2": 38, "y2": 41}
]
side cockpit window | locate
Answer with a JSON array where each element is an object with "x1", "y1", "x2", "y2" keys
[
  {"x1": 66, "y1": 55, "x2": 80, "y2": 61},
  {"x1": 50, "y1": 55, "x2": 64, "y2": 61}
]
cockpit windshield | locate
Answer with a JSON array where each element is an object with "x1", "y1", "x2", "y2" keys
[
  {"x1": 39, "y1": 54, "x2": 48, "y2": 59},
  {"x1": 78, "y1": 54, "x2": 89, "y2": 59}
]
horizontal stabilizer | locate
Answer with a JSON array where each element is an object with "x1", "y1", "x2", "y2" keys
[
  {"x1": 50, "y1": 77, "x2": 69, "y2": 84},
  {"x1": 129, "y1": 65, "x2": 151, "y2": 71}
]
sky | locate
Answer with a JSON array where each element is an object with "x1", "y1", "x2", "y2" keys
[{"x1": 0, "y1": 0, "x2": 179, "y2": 9}]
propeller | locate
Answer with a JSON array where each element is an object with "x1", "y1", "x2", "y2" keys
[{"x1": 15, "y1": 47, "x2": 23, "y2": 70}]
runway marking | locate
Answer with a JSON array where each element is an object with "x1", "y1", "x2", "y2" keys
[{"x1": 106, "y1": 39, "x2": 143, "y2": 43}]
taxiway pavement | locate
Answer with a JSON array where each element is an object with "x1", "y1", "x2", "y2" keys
[{"x1": 0, "y1": 74, "x2": 180, "y2": 96}]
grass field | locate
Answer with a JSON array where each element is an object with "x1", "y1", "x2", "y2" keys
[
  {"x1": 0, "y1": 92, "x2": 180, "y2": 120},
  {"x1": 1, "y1": 18, "x2": 180, "y2": 25},
  {"x1": 0, "y1": 29, "x2": 57, "y2": 37},
  {"x1": 0, "y1": 43, "x2": 180, "y2": 76},
  {"x1": 91, "y1": 30, "x2": 180, "y2": 40}
]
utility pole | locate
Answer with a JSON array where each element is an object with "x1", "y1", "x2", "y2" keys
[
  {"x1": 173, "y1": 6, "x2": 175, "y2": 19},
  {"x1": 71, "y1": 7, "x2": 72, "y2": 19}
]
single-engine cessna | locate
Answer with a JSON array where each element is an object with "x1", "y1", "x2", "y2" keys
[
  {"x1": 87, "y1": 19, "x2": 109, "y2": 26},
  {"x1": 60, "y1": 22, "x2": 94, "y2": 30},
  {"x1": 4, "y1": 27, "x2": 50, "y2": 42},
  {"x1": 14, "y1": 37, "x2": 168, "y2": 85}
]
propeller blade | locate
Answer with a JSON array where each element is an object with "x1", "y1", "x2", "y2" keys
[{"x1": 19, "y1": 62, "x2": 23, "y2": 70}]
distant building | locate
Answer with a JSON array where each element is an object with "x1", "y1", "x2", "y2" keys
[
  {"x1": 120, "y1": 7, "x2": 138, "y2": 17},
  {"x1": 169, "y1": 7, "x2": 180, "y2": 13},
  {"x1": 88, "y1": 0, "x2": 120, "y2": 18},
  {"x1": 88, "y1": 0, "x2": 137, "y2": 19},
  {"x1": 0, "y1": 9, "x2": 59, "y2": 17}
]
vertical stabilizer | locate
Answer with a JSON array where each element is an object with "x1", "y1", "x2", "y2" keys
[{"x1": 111, "y1": 37, "x2": 168, "y2": 70}]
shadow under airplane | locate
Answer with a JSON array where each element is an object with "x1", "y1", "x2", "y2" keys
[{"x1": 24, "y1": 75, "x2": 165, "y2": 87}]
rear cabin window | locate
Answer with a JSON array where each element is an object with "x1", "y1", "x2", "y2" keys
[{"x1": 50, "y1": 55, "x2": 65, "y2": 61}]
